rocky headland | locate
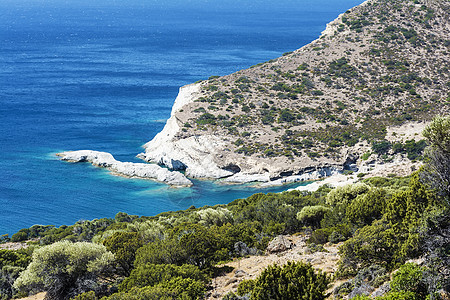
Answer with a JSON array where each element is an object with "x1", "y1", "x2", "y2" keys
[
  {"x1": 58, "y1": 0, "x2": 449, "y2": 187},
  {"x1": 137, "y1": 0, "x2": 449, "y2": 184}
]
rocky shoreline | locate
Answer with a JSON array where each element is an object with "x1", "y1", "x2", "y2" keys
[
  {"x1": 56, "y1": 83, "x2": 424, "y2": 187},
  {"x1": 56, "y1": 150, "x2": 192, "y2": 187}
]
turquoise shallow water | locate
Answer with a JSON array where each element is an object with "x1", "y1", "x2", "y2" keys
[{"x1": 0, "y1": 0, "x2": 364, "y2": 235}]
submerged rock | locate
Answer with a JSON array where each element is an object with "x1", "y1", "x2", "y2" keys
[{"x1": 57, "y1": 150, "x2": 192, "y2": 187}]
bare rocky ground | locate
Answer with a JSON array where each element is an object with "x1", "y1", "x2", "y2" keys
[
  {"x1": 0, "y1": 241, "x2": 33, "y2": 251},
  {"x1": 18, "y1": 293, "x2": 45, "y2": 300},
  {"x1": 206, "y1": 235, "x2": 342, "y2": 299}
]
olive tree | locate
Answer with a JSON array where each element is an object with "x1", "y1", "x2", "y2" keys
[{"x1": 14, "y1": 241, "x2": 114, "y2": 300}]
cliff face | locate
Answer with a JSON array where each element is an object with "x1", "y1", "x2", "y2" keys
[{"x1": 140, "y1": 0, "x2": 449, "y2": 182}]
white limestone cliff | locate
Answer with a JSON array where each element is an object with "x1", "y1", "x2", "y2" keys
[
  {"x1": 137, "y1": 84, "x2": 348, "y2": 183},
  {"x1": 138, "y1": 83, "x2": 234, "y2": 179},
  {"x1": 56, "y1": 150, "x2": 192, "y2": 187}
]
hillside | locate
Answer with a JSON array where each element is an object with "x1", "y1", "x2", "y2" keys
[
  {"x1": 140, "y1": 0, "x2": 449, "y2": 182},
  {"x1": 4, "y1": 116, "x2": 450, "y2": 299}
]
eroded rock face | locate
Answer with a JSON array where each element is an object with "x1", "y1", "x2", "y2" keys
[
  {"x1": 57, "y1": 150, "x2": 192, "y2": 187},
  {"x1": 138, "y1": 84, "x2": 235, "y2": 179},
  {"x1": 138, "y1": 84, "x2": 347, "y2": 183}
]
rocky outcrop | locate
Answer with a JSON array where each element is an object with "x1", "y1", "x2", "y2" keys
[
  {"x1": 56, "y1": 150, "x2": 192, "y2": 187},
  {"x1": 137, "y1": 83, "x2": 234, "y2": 179},
  {"x1": 261, "y1": 167, "x2": 342, "y2": 187},
  {"x1": 266, "y1": 235, "x2": 294, "y2": 253}
]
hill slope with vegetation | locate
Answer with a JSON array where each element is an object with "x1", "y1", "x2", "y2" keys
[
  {"x1": 140, "y1": 0, "x2": 449, "y2": 181},
  {"x1": 1, "y1": 116, "x2": 449, "y2": 299},
  {"x1": 1, "y1": 0, "x2": 449, "y2": 299}
]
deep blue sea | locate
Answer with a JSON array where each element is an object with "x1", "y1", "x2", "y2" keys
[{"x1": 0, "y1": 0, "x2": 363, "y2": 235}]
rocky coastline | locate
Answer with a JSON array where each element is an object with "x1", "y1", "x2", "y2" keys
[
  {"x1": 56, "y1": 150, "x2": 192, "y2": 187},
  {"x1": 56, "y1": 0, "x2": 447, "y2": 187}
]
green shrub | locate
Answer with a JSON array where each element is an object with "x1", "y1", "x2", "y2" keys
[
  {"x1": 119, "y1": 263, "x2": 207, "y2": 292},
  {"x1": 239, "y1": 261, "x2": 329, "y2": 300},
  {"x1": 71, "y1": 291, "x2": 98, "y2": 300},
  {"x1": 346, "y1": 188, "x2": 386, "y2": 226},
  {"x1": 372, "y1": 140, "x2": 391, "y2": 154},
  {"x1": 14, "y1": 241, "x2": 114, "y2": 300},
  {"x1": 340, "y1": 174, "x2": 437, "y2": 270},
  {"x1": 236, "y1": 279, "x2": 255, "y2": 296},
  {"x1": 308, "y1": 228, "x2": 333, "y2": 245},
  {"x1": 326, "y1": 183, "x2": 370, "y2": 206},
  {"x1": 196, "y1": 113, "x2": 216, "y2": 125},
  {"x1": 361, "y1": 151, "x2": 371, "y2": 160},
  {"x1": 390, "y1": 263, "x2": 427, "y2": 298},
  {"x1": 297, "y1": 205, "x2": 331, "y2": 228},
  {"x1": 106, "y1": 278, "x2": 205, "y2": 300},
  {"x1": 10, "y1": 230, "x2": 28, "y2": 242},
  {"x1": 103, "y1": 232, "x2": 143, "y2": 276}
]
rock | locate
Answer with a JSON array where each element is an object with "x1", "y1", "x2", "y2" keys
[
  {"x1": 266, "y1": 235, "x2": 293, "y2": 253},
  {"x1": 234, "y1": 270, "x2": 248, "y2": 278},
  {"x1": 311, "y1": 257, "x2": 324, "y2": 264},
  {"x1": 348, "y1": 283, "x2": 374, "y2": 299},
  {"x1": 221, "y1": 172, "x2": 270, "y2": 184},
  {"x1": 138, "y1": 83, "x2": 233, "y2": 179},
  {"x1": 234, "y1": 241, "x2": 257, "y2": 257},
  {"x1": 262, "y1": 167, "x2": 341, "y2": 187},
  {"x1": 57, "y1": 150, "x2": 192, "y2": 187},
  {"x1": 372, "y1": 282, "x2": 390, "y2": 298}
]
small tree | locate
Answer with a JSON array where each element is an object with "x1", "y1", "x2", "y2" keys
[
  {"x1": 103, "y1": 232, "x2": 143, "y2": 276},
  {"x1": 297, "y1": 205, "x2": 331, "y2": 228},
  {"x1": 14, "y1": 241, "x2": 114, "y2": 300},
  {"x1": 421, "y1": 116, "x2": 450, "y2": 207}
]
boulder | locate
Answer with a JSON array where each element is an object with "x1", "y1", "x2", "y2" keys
[{"x1": 266, "y1": 235, "x2": 293, "y2": 253}]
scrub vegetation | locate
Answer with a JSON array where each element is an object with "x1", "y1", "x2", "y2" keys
[
  {"x1": 1, "y1": 0, "x2": 449, "y2": 297},
  {"x1": 0, "y1": 116, "x2": 449, "y2": 299}
]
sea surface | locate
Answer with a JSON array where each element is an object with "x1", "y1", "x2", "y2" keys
[{"x1": 0, "y1": 0, "x2": 364, "y2": 235}]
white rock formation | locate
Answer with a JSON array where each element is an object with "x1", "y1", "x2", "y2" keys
[
  {"x1": 261, "y1": 167, "x2": 341, "y2": 187},
  {"x1": 56, "y1": 150, "x2": 192, "y2": 187},
  {"x1": 220, "y1": 172, "x2": 271, "y2": 184},
  {"x1": 138, "y1": 83, "x2": 234, "y2": 179}
]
